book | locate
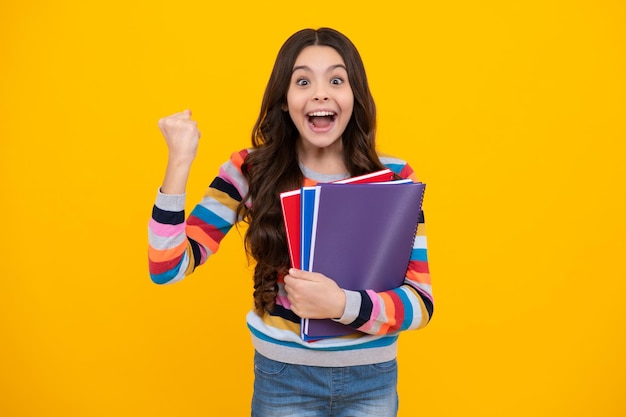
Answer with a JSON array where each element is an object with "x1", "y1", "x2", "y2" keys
[
  {"x1": 300, "y1": 179, "x2": 413, "y2": 274},
  {"x1": 300, "y1": 186, "x2": 318, "y2": 271},
  {"x1": 300, "y1": 180, "x2": 426, "y2": 340},
  {"x1": 279, "y1": 169, "x2": 395, "y2": 269}
]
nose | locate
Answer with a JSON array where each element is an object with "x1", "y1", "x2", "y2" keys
[{"x1": 313, "y1": 86, "x2": 329, "y2": 101}]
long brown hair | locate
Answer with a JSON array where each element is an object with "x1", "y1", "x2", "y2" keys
[{"x1": 238, "y1": 27, "x2": 389, "y2": 314}]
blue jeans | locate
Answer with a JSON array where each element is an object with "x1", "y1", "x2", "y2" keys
[{"x1": 251, "y1": 351, "x2": 399, "y2": 417}]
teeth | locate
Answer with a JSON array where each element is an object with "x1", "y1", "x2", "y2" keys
[{"x1": 308, "y1": 111, "x2": 335, "y2": 117}]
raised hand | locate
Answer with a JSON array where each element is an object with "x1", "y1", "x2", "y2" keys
[
  {"x1": 158, "y1": 109, "x2": 201, "y2": 165},
  {"x1": 158, "y1": 110, "x2": 201, "y2": 195}
]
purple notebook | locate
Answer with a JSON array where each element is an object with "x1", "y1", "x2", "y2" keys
[{"x1": 301, "y1": 181, "x2": 426, "y2": 340}]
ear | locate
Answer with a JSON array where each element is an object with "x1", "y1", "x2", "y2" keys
[{"x1": 281, "y1": 102, "x2": 289, "y2": 112}]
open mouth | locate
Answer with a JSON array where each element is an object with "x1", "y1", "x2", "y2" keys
[{"x1": 307, "y1": 111, "x2": 336, "y2": 129}]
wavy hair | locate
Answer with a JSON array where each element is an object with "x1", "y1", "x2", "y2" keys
[{"x1": 237, "y1": 27, "x2": 389, "y2": 314}]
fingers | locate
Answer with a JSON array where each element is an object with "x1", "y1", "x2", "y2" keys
[
  {"x1": 158, "y1": 110, "x2": 200, "y2": 137},
  {"x1": 172, "y1": 109, "x2": 192, "y2": 119},
  {"x1": 158, "y1": 109, "x2": 194, "y2": 129},
  {"x1": 157, "y1": 109, "x2": 202, "y2": 163},
  {"x1": 283, "y1": 273, "x2": 303, "y2": 295},
  {"x1": 284, "y1": 271, "x2": 344, "y2": 319},
  {"x1": 284, "y1": 270, "x2": 326, "y2": 294},
  {"x1": 166, "y1": 109, "x2": 192, "y2": 119}
]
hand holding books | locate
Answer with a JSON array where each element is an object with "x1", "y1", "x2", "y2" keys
[
  {"x1": 279, "y1": 169, "x2": 426, "y2": 340},
  {"x1": 283, "y1": 268, "x2": 346, "y2": 320}
]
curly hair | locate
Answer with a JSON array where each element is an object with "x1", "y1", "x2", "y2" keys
[{"x1": 237, "y1": 28, "x2": 389, "y2": 314}]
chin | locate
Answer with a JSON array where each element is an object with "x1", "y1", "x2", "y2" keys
[{"x1": 302, "y1": 135, "x2": 343, "y2": 150}]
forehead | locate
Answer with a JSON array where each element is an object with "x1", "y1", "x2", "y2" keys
[{"x1": 293, "y1": 45, "x2": 346, "y2": 70}]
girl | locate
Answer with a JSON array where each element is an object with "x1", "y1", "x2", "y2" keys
[{"x1": 149, "y1": 27, "x2": 433, "y2": 417}]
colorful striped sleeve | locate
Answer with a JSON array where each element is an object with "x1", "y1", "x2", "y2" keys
[
  {"x1": 148, "y1": 149, "x2": 249, "y2": 284},
  {"x1": 336, "y1": 157, "x2": 434, "y2": 334}
]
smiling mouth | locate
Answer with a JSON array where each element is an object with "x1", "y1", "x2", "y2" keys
[{"x1": 307, "y1": 111, "x2": 336, "y2": 129}]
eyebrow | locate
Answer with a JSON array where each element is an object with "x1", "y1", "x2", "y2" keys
[{"x1": 291, "y1": 64, "x2": 347, "y2": 74}]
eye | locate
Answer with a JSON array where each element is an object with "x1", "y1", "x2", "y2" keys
[
  {"x1": 330, "y1": 77, "x2": 344, "y2": 85},
  {"x1": 296, "y1": 78, "x2": 310, "y2": 86}
]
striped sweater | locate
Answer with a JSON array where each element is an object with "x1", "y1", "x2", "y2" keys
[{"x1": 148, "y1": 149, "x2": 433, "y2": 367}]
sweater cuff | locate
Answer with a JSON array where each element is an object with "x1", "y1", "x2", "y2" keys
[
  {"x1": 334, "y1": 289, "x2": 361, "y2": 325},
  {"x1": 155, "y1": 188, "x2": 186, "y2": 212}
]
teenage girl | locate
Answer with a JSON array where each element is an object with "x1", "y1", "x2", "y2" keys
[{"x1": 149, "y1": 27, "x2": 433, "y2": 417}]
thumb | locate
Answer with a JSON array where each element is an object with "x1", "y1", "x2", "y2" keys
[
  {"x1": 288, "y1": 268, "x2": 307, "y2": 279},
  {"x1": 176, "y1": 109, "x2": 191, "y2": 119},
  {"x1": 288, "y1": 268, "x2": 319, "y2": 282},
  {"x1": 173, "y1": 109, "x2": 192, "y2": 119}
]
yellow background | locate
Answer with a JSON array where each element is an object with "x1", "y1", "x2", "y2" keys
[{"x1": 2, "y1": 1, "x2": 625, "y2": 416}]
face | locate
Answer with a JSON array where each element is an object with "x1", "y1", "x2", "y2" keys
[{"x1": 285, "y1": 45, "x2": 354, "y2": 153}]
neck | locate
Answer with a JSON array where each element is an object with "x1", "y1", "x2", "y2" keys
[{"x1": 297, "y1": 141, "x2": 347, "y2": 176}]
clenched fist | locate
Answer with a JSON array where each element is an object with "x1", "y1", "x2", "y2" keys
[
  {"x1": 158, "y1": 109, "x2": 201, "y2": 166},
  {"x1": 158, "y1": 110, "x2": 201, "y2": 195}
]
